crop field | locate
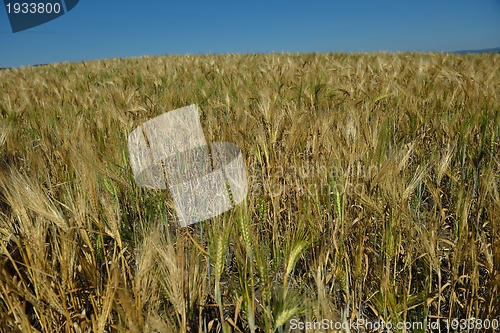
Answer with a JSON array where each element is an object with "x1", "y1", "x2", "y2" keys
[{"x1": 0, "y1": 52, "x2": 499, "y2": 332}]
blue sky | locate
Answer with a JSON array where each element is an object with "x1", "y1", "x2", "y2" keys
[{"x1": 1, "y1": 0, "x2": 499, "y2": 68}]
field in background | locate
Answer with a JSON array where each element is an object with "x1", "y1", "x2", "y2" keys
[{"x1": 0, "y1": 52, "x2": 499, "y2": 332}]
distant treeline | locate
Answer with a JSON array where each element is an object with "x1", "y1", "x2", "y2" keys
[
  {"x1": 0, "y1": 63, "x2": 49, "y2": 70},
  {"x1": 453, "y1": 47, "x2": 500, "y2": 54}
]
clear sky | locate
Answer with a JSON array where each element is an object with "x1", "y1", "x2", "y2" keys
[{"x1": 1, "y1": 0, "x2": 499, "y2": 68}]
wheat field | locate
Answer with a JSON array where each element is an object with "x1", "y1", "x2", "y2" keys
[{"x1": 0, "y1": 52, "x2": 499, "y2": 332}]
